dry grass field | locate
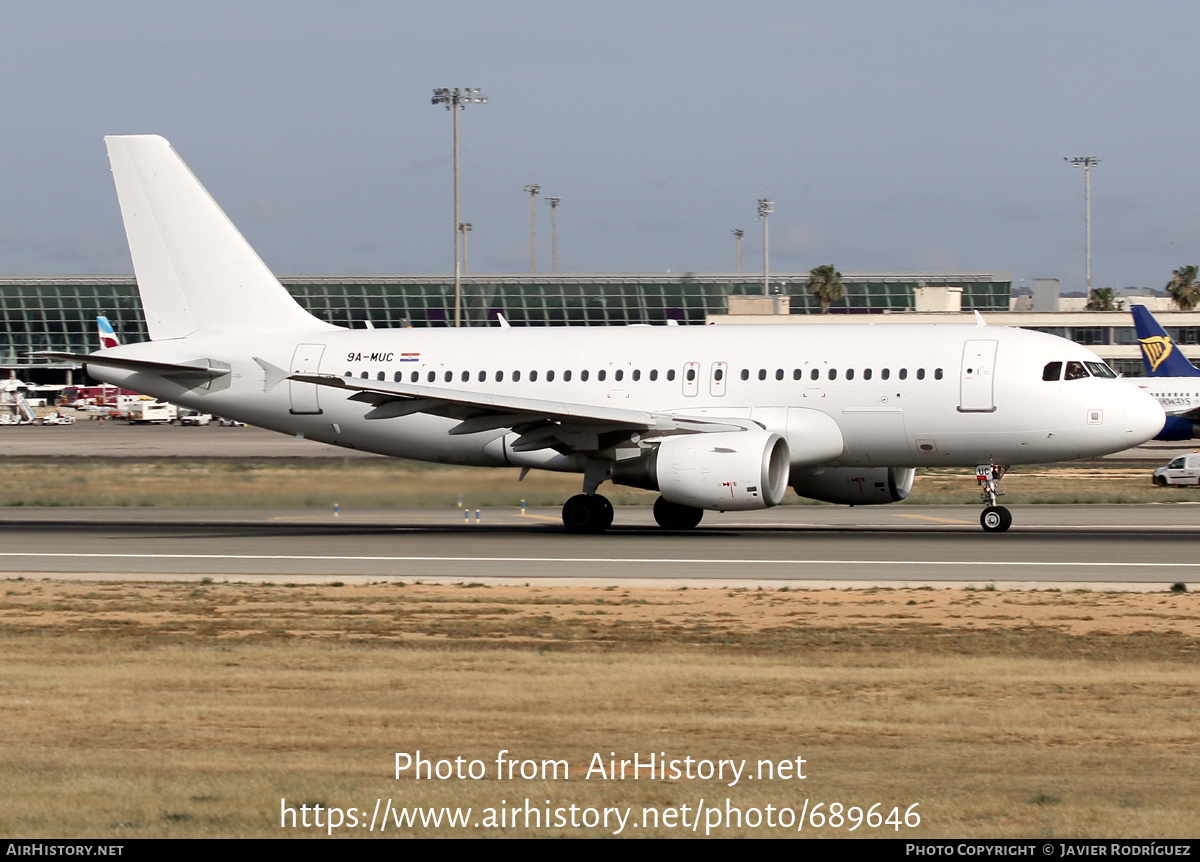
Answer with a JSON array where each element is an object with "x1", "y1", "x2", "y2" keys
[
  {"x1": 2, "y1": 580, "x2": 1198, "y2": 838},
  {"x1": 0, "y1": 457, "x2": 1188, "y2": 508}
]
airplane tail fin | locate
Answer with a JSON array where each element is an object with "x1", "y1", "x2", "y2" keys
[
  {"x1": 97, "y1": 315, "x2": 119, "y2": 349},
  {"x1": 1131, "y1": 304, "x2": 1200, "y2": 377},
  {"x1": 104, "y1": 135, "x2": 337, "y2": 340}
]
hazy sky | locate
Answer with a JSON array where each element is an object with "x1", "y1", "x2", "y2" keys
[{"x1": 1, "y1": 1, "x2": 1198, "y2": 293}]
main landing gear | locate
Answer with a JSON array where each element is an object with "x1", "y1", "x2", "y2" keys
[
  {"x1": 561, "y1": 494, "x2": 614, "y2": 534},
  {"x1": 653, "y1": 497, "x2": 704, "y2": 530},
  {"x1": 976, "y1": 463, "x2": 1012, "y2": 532}
]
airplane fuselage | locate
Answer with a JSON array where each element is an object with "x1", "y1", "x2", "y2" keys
[{"x1": 88, "y1": 322, "x2": 1162, "y2": 474}]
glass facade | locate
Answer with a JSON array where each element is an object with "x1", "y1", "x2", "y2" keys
[{"x1": 0, "y1": 272, "x2": 1013, "y2": 366}]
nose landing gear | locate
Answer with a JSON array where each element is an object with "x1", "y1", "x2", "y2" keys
[{"x1": 976, "y1": 464, "x2": 1012, "y2": 532}]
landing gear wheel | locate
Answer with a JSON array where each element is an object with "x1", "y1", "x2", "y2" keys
[
  {"x1": 653, "y1": 497, "x2": 704, "y2": 530},
  {"x1": 561, "y1": 494, "x2": 614, "y2": 533},
  {"x1": 980, "y1": 505, "x2": 1012, "y2": 533}
]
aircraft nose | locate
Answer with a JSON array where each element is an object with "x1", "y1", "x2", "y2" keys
[{"x1": 1123, "y1": 387, "x2": 1166, "y2": 447}]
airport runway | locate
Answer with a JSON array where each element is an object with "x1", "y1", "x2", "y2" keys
[{"x1": 0, "y1": 504, "x2": 1195, "y2": 588}]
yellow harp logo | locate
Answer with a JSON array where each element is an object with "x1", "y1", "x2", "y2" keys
[{"x1": 1139, "y1": 335, "x2": 1174, "y2": 373}]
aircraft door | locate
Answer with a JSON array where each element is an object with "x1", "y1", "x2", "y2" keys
[
  {"x1": 709, "y1": 362, "x2": 727, "y2": 397},
  {"x1": 289, "y1": 343, "x2": 325, "y2": 415},
  {"x1": 959, "y1": 339, "x2": 997, "y2": 413},
  {"x1": 683, "y1": 362, "x2": 700, "y2": 397}
]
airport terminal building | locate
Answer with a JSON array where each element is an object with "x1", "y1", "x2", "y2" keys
[{"x1": 0, "y1": 270, "x2": 1193, "y2": 384}]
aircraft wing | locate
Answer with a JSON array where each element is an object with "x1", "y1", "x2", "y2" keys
[{"x1": 289, "y1": 373, "x2": 753, "y2": 453}]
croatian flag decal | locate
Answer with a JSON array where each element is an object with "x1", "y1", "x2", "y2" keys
[{"x1": 400, "y1": 353, "x2": 420, "y2": 362}]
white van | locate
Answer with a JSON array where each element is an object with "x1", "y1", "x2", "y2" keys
[{"x1": 1153, "y1": 454, "x2": 1200, "y2": 486}]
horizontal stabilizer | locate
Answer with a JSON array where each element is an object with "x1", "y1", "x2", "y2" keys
[{"x1": 27, "y1": 351, "x2": 228, "y2": 380}]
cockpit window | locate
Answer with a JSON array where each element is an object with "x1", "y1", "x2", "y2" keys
[
  {"x1": 1064, "y1": 361, "x2": 1090, "y2": 381},
  {"x1": 1042, "y1": 362, "x2": 1062, "y2": 381},
  {"x1": 1085, "y1": 361, "x2": 1117, "y2": 379}
]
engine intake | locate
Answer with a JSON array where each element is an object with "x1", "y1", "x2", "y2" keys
[{"x1": 612, "y1": 429, "x2": 790, "y2": 511}]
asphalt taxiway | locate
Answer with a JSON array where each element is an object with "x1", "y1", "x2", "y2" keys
[{"x1": 0, "y1": 504, "x2": 1194, "y2": 589}]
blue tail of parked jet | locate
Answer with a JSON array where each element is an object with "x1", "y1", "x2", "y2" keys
[
  {"x1": 97, "y1": 315, "x2": 119, "y2": 350},
  {"x1": 1131, "y1": 304, "x2": 1200, "y2": 377}
]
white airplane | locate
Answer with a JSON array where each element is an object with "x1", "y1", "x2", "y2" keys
[{"x1": 36, "y1": 135, "x2": 1165, "y2": 533}]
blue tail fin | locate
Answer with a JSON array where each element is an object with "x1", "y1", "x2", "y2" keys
[
  {"x1": 1131, "y1": 305, "x2": 1200, "y2": 377},
  {"x1": 96, "y1": 315, "x2": 119, "y2": 350}
]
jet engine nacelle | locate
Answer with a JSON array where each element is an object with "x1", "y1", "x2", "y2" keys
[
  {"x1": 611, "y1": 429, "x2": 790, "y2": 511},
  {"x1": 1156, "y1": 415, "x2": 1197, "y2": 441},
  {"x1": 790, "y1": 466, "x2": 915, "y2": 505}
]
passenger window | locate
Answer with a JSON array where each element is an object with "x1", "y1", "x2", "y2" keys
[
  {"x1": 758, "y1": 369, "x2": 767, "y2": 381},
  {"x1": 615, "y1": 370, "x2": 623, "y2": 381},
  {"x1": 1064, "y1": 361, "x2": 1089, "y2": 381},
  {"x1": 346, "y1": 371, "x2": 353, "y2": 377},
  {"x1": 411, "y1": 371, "x2": 419, "y2": 383},
  {"x1": 444, "y1": 371, "x2": 452, "y2": 383},
  {"x1": 461, "y1": 370, "x2": 469, "y2": 382},
  {"x1": 934, "y1": 368, "x2": 943, "y2": 380},
  {"x1": 686, "y1": 368, "x2": 696, "y2": 382},
  {"x1": 547, "y1": 370, "x2": 555, "y2": 382},
  {"x1": 713, "y1": 368, "x2": 722, "y2": 381},
  {"x1": 495, "y1": 370, "x2": 504, "y2": 382},
  {"x1": 667, "y1": 369, "x2": 676, "y2": 382},
  {"x1": 793, "y1": 369, "x2": 802, "y2": 380},
  {"x1": 427, "y1": 371, "x2": 436, "y2": 383},
  {"x1": 478, "y1": 370, "x2": 486, "y2": 383},
  {"x1": 361, "y1": 371, "x2": 369, "y2": 379},
  {"x1": 378, "y1": 372, "x2": 385, "y2": 381},
  {"x1": 741, "y1": 369, "x2": 749, "y2": 381},
  {"x1": 530, "y1": 370, "x2": 538, "y2": 382},
  {"x1": 1042, "y1": 362, "x2": 1062, "y2": 381},
  {"x1": 846, "y1": 369, "x2": 855, "y2": 380},
  {"x1": 898, "y1": 369, "x2": 908, "y2": 380},
  {"x1": 775, "y1": 369, "x2": 784, "y2": 381},
  {"x1": 392, "y1": 371, "x2": 401, "y2": 382},
  {"x1": 598, "y1": 370, "x2": 606, "y2": 381},
  {"x1": 650, "y1": 369, "x2": 658, "y2": 381},
  {"x1": 564, "y1": 370, "x2": 572, "y2": 382},
  {"x1": 581, "y1": 370, "x2": 589, "y2": 382},
  {"x1": 916, "y1": 368, "x2": 925, "y2": 380},
  {"x1": 513, "y1": 370, "x2": 522, "y2": 382},
  {"x1": 632, "y1": 369, "x2": 641, "y2": 381},
  {"x1": 829, "y1": 369, "x2": 838, "y2": 380},
  {"x1": 810, "y1": 368, "x2": 819, "y2": 380},
  {"x1": 881, "y1": 369, "x2": 890, "y2": 380},
  {"x1": 863, "y1": 368, "x2": 872, "y2": 380}
]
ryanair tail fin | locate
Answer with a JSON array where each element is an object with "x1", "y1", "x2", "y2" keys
[
  {"x1": 97, "y1": 315, "x2": 119, "y2": 350},
  {"x1": 104, "y1": 135, "x2": 338, "y2": 340},
  {"x1": 1131, "y1": 305, "x2": 1200, "y2": 377}
]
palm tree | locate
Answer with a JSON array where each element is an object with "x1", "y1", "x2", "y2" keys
[
  {"x1": 807, "y1": 264, "x2": 844, "y2": 313},
  {"x1": 1086, "y1": 286, "x2": 1123, "y2": 311},
  {"x1": 1167, "y1": 265, "x2": 1200, "y2": 311}
]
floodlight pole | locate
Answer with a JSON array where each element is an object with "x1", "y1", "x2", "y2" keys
[
  {"x1": 546, "y1": 196, "x2": 561, "y2": 273},
  {"x1": 1065, "y1": 156, "x2": 1100, "y2": 301},
  {"x1": 432, "y1": 87, "x2": 487, "y2": 326},
  {"x1": 524, "y1": 184, "x2": 540, "y2": 272},
  {"x1": 732, "y1": 229, "x2": 744, "y2": 272},
  {"x1": 459, "y1": 222, "x2": 472, "y2": 273},
  {"x1": 757, "y1": 199, "x2": 773, "y2": 296}
]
